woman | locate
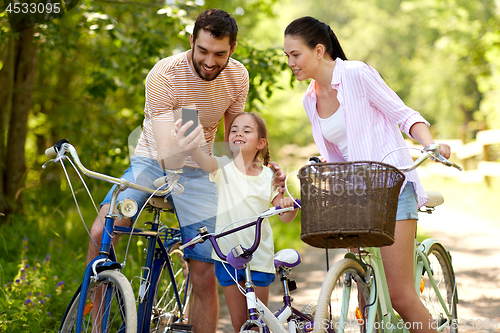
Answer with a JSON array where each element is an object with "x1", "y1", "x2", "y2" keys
[{"x1": 284, "y1": 16, "x2": 450, "y2": 333}]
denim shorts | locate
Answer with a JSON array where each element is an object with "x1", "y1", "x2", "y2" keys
[
  {"x1": 214, "y1": 261, "x2": 275, "y2": 287},
  {"x1": 395, "y1": 182, "x2": 418, "y2": 221},
  {"x1": 101, "y1": 155, "x2": 217, "y2": 263}
]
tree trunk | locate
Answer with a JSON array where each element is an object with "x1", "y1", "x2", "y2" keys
[{"x1": 0, "y1": 28, "x2": 39, "y2": 221}]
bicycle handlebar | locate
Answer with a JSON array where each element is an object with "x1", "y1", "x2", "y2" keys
[
  {"x1": 398, "y1": 144, "x2": 462, "y2": 172},
  {"x1": 178, "y1": 199, "x2": 301, "y2": 262},
  {"x1": 43, "y1": 139, "x2": 174, "y2": 197}
]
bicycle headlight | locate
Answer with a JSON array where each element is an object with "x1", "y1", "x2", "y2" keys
[{"x1": 117, "y1": 198, "x2": 138, "y2": 218}]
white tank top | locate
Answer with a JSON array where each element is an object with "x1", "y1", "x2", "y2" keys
[{"x1": 319, "y1": 106, "x2": 348, "y2": 160}]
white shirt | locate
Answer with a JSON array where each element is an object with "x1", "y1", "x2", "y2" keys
[
  {"x1": 210, "y1": 155, "x2": 279, "y2": 274},
  {"x1": 302, "y1": 58, "x2": 430, "y2": 207},
  {"x1": 319, "y1": 105, "x2": 348, "y2": 161}
]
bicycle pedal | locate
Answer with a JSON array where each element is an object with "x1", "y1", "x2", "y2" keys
[
  {"x1": 288, "y1": 279, "x2": 297, "y2": 291},
  {"x1": 169, "y1": 323, "x2": 194, "y2": 333}
]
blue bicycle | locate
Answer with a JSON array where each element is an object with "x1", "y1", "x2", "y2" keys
[{"x1": 44, "y1": 139, "x2": 192, "y2": 333}]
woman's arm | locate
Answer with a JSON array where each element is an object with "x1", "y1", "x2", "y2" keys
[{"x1": 409, "y1": 122, "x2": 451, "y2": 159}]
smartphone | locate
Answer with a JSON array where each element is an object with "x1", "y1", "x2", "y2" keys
[{"x1": 182, "y1": 108, "x2": 199, "y2": 137}]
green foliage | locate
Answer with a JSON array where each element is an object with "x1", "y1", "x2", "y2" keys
[{"x1": 0, "y1": 235, "x2": 80, "y2": 332}]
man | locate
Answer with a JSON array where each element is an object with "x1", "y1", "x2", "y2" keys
[{"x1": 87, "y1": 9, "x2": 248, "y2": 332}]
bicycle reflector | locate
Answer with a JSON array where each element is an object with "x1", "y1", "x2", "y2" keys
[{"x1": 117, "y1": 198, "x2": 138, "y2": 218}]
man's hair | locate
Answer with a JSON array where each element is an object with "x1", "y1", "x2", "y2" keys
[{"x1": 193, "y1": 9, "x2": 238, "y2": 48}]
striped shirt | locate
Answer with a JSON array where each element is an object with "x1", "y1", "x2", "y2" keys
[
  {"x1": 303, "y1": 58, "x2": 429, "y2": 207},
  {"x1": 134, "y1": 51, "x2": 249, "y2": 167}
]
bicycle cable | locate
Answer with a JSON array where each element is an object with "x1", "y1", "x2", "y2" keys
[
  {"x1": 57, "y1": 149, "x2": 100, "y2": 250},
  {"x1": 283, "y1": 170, "x2": 301, "y2": 209},
  {"x1": 381, "y1": 146, "x2": 425, "y2": 163},
  {"x1": 121, "y1": 185, "x2": 167, "y2": 268}
]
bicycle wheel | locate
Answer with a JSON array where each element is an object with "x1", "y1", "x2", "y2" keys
[
  {"x1": 149, "y1": 242, "x2": 191, "y2": 332},
  {"x1": 314, "y1": 259, "x2": 371, "y2": 333},
  {"x1": 59, "y1": 270, "x2": 137, "y2": 333},
  {"x1": 419, "y1": 243, "x2": 458, "y2": 333}
]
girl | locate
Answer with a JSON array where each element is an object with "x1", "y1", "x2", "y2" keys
[
  {"x1": 283, "y1": 16, "x2": 451, "y2": 333},
  {"x1": 188, "y1": 112, "x2": 298, "y2": 332}
]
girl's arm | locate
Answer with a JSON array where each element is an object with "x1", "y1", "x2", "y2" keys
[
  {"x1": 172, "y1": 118, "x2": 218, "y2": 173},
  {"x1": 272, "y1": 193, "x2": 299, "y2": 224},
  {"x1": 191, "y1": 147, "x2": 219, "y2": 174}
]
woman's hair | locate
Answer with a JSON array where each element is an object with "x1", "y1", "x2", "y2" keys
[
  {"x1": 284, "y1": 16, "x2": 347, "y2": 61},
  {"x1": 229, "y1": 112, "x2": 271, "y2": 166},
  {"x1": 193, "y1": 9, "x2": 238, "y2": 48}
]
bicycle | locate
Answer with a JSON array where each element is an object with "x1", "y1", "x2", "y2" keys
[
  {"x1": 180, "y1": 200, "x2": 318, "y2": 333},
  {"x1": 43, "y1": 139, "x2": 192, "y2": 333},
  {"x1": 297, "y1": 144, "x2": 462, "y2": 333}
]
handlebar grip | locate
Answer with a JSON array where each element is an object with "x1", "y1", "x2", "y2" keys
[
  {"x1": 153, "y1": 176, "x2": 168, "y2": 188},
  {"x1": 275, "y1": 199, "x2": 301, "y2": 210},
  {"x1": 45, "y1": 139, "x2": 69, "y2": 158},
  {"x1": 45, "y1": 146, "x2": 57, "y2": 158}
]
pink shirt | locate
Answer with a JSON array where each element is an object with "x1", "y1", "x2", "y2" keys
[{"x1": 303, "y1": 58, "x2": 429, "y2": 207}]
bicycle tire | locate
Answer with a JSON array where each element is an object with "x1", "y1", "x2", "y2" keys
[
  {"x1": 149, "y1": 242, "x2": 191, "y2": 332},
  {"x1": 59, "y1": 270, "x2": 137, "y2": 333},
  {"x1": 419, "y1": 243, "x2": 458, "y2": 333},
  {"x1": 314, "y1": 259, "x2": 371, "y2": 333}
]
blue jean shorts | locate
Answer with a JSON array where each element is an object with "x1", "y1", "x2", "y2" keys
[
  {"x1": 214, "y1": 261, "x2": 275, "y2": 287},
  {"x1": 101, "y1": 155, "x2": 217, "y2": 263},
  {"x1": 395, "y1": 182, "x2": 418, "y2": 221}
]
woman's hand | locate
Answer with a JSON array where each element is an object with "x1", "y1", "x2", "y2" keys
[{"x1": 436, "y1": 143, "x2": 451, "y2": 159}]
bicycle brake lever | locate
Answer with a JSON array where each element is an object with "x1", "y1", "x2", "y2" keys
[{"x1": 42, "y1": 159, "x2": 56, "y2": 169}]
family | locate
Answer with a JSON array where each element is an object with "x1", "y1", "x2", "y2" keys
[{"x1": 87, "y1": 8, "x2": 451, "y2": 333}]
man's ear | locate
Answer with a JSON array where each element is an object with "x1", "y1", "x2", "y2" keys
[
  {"x1": 229, "y1": 42, "x2": 237, "y2": 57},
  {"x1": 190, "y1": 34, "x2": 194, "y2": 49}
]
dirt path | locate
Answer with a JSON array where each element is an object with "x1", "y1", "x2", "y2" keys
[{"x1": 217, "y1": 206, "x2": 500, "y2": 332}]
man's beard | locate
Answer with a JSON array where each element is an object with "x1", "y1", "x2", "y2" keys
[{"x1": 192, "y1": 52, "x2": 229, "y2": 81}]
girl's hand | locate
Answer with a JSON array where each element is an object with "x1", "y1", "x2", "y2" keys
[
  {"x1": 276, "y1": 197, "x2": 299, "y2": 209},
  {"x1": 172, "y1": 119, "x2": 204, "y2": 150}
]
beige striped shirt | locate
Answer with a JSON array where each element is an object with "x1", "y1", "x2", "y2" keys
[{"x1": 134, "y1": 51, "x2": 249, "y2": 167}]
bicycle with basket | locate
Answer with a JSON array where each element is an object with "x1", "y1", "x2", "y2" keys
[
  {"x1": 297, "y1": 144, "x2": 461, "y2": 333},
  {"x1": 44, "y1": 139, "x2": 193, "y2": 333}
]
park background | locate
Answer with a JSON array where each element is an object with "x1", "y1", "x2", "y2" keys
[{"x1": 0, "y1": 0, "x2": 499, "y2": 331}]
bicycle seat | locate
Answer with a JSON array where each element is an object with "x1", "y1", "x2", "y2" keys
[
  {"x1": 425, "y1": 191, "x2": 444, "y2": 208},
  {"x1": 147, "y1": 196, "x2": 174, "y2": 210},
  {"x1": 274, "y1": 249, "x2": 301, "y2": 269}
]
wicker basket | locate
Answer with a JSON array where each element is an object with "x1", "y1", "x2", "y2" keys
[{"x1": 298, "y1": 161, "x2": 405, "y2": 248}]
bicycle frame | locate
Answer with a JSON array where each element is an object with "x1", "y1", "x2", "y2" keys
[
  {"x1": 240, "y1": 263, "x2": 313, "y2": 333},
  {"x1": 182, "y1": 202, "x2": 312, "y2": 333},
  {"x1": 340, "y1": 237, "x2": 456, "y2": 333},
  {"x1": 73, "y1": 199, "x2": 188, "y2": 333}
]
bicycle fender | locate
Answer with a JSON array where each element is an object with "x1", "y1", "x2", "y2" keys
[{"x1": 417, "y1": 238, "x2": 458, "y2": 302}]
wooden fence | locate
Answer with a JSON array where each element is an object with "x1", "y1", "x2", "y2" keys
[
  {"x1": 406, "y1": 129, "x2": 500, "y2": 183},
  {"x1": 279, "y1": 129, "x2": 500, "y2": 184}
]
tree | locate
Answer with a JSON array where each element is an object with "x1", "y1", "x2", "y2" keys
[
  {"x1": 0, "y1": 27, "x2": 39, "y2": 216},
  {"x1": 0, "y1": 0, "x2": 286, "y2": 223}
]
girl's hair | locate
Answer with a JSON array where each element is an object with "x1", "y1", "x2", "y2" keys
[
  {"x1": 229, "y1": 112, "x2": 271, "y2": 166},
  {"x1": 284, "y1": 16, "x2": 347, "y2": 61}
]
